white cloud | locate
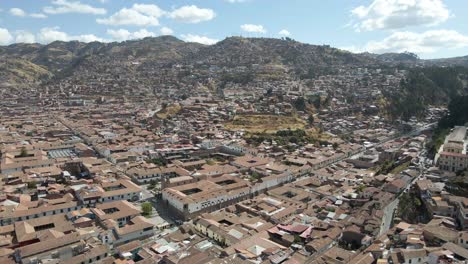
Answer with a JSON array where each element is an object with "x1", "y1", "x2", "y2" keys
[
  {"x1": 278, "y1": 29, "x2": 290, "y2": 36},
  {"x1": 106, "y1": 29, "x2": 131, "y2": 41},
  {"x1": 97, "y1": 4, "x2": 164, "y2": 26},
  {"x1": 225, "y1": 0, "x2": 248, "y2": 3},
  {"x1": 131, "y1": 29, "x2": 155, "y2": 39},
  {"x1": 132, "y1": 4, "x2": 165, "y2": 17},
  {"x1": 351, "y1": 0, "x2": 450, "y2": 32},
  {"x1": 1, "y1": 27, "x2": 105, "y2": 45},
  {"x1": 37, "y1": 27, "x2": 70, "y2": 42},
  {"x1": 37, "y1": 27, "x2": 105, "y2": 43},
  {"x1": 181, "y1": 34, "x2": 218, "y2": 45},
  {"x1": 241, "y1": 24, "x2": 266, "y2": 33},
  {"x1": 169, "y1": 5, "x2": 216, "y2": 23},
  {"x1": 10, "y1": 8, "x2": 26, "y2": 17},
  {"x1": 0, "y1": 28, "x2": 13, "y2": 45},
  {"x1": 15, "y1": 31, "x2": 36, "y2": 43},
  {"x1": 9, "y1": 8, "x2": 47, "y2": 19},
  {"x1": 107, "y1": 29, "x2": 155, "y2": 41},
  {"x1": 30, "y1": 13, "x2": 47, "y2": 18},
  {"x1": 44, "y1": 0, "x2": 106, "y2": 15},
  {"x1": 346, "y1": 30, "x2": 468, "y2": 54},
  {"x1": 160, "y1": 27, "x2": 174, "y2": 35},
  {"x1": 76, "y1": 34, "x2": 104, "y2": 42}
]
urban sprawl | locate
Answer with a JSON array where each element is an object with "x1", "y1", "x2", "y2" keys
[{"x1": 1, "y1": 62, "x2": 468, "y2": 264}]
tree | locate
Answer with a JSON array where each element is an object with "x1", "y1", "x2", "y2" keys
[
  {"x1": 266, "y1": 88, "x2": 273, "y2": 96},
  {"x1": 27, "y1": 181, "x2": 37, "y2": 189},
  {"x1": 332, "y1": 142, "x2": 339, "y2": 150},
  {"x1": 294, "y1": 234, "x2": 302, "y2": 243},
  {"x1": 293, "y1": 97, "x2": 306, "y2": 112},
  {"x1": 356, "y1": 185, "x2": 365, "y2": 193},
  {"x1": 388, "y1": 67, "x2": 468, "y2": 121},
  {"x1": 428, "y1": 95, "x2": 468, "y2": 156},
  {"x1": 148, "y1": 180, "x2": 157, "y2": 190},
  {"x1": 141, "y1": 202, "x2": 153, "y2": 217},
  {"x1": 308, "y1": 115, "x2": 314, "y2": 125},
  {"x1": 250, "y1": 171, "x2": 261, "y2": 181},
  {"x1": 20, "y1": 147, "x2": 28, "y2": 157},
  {"x1": 147, "y1": 157, "x2": 166, "y2": 166},
  {"x1": 310, "y1": 95, "x2": 321, "y2": 109}
]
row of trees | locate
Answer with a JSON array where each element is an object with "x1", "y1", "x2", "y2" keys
[{"x1": 245, "y1": 129, "x2": 334, "y2": 149}]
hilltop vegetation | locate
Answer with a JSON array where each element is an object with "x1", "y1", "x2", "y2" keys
[
  {"x1": 0, "y1": 36, "x2": 203, "y2": 84},
  {"x1": 430, "y1": 55, "x2": 468, "y2": 67},
  {"x1": 0, "y1": 58, "x2": 52, "y2": 87},
  {"x1": 427, "y1": 95, "x2": 468, "y2": 156},
  {"x1": 245, "y1": 128, "x2": 330, "y2": 148},
  {"x1": 156, "y1": 104, "x2": 182, "y2": 119},
  {"x1": 385, "y1": 67, "x2": 468, "y2": 121},
  {"x1": 438, "y1": 95, "x2": 468, "y2": 129}
]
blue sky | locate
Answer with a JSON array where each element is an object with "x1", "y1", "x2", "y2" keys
[{"x1": 0, "y1": 0, "x2": 468, "y2": 59}]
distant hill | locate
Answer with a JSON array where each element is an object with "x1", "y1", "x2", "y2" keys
[
  {"x1": 188, "y1": 37, "x2": 379, "y2": 74},
  {"x1": 429, "y1": 55, "x2": 468, "y2": 67},
  {"x1": 0, "y1": 36, "x2": 380, "y2": 86},
  {"x1": 361, "y1": 52, "x2": 421, "y2": 64},
  {"x1": 0, "y1": 35, "x2": 466, "y2": 88},
  {"x1": 0, "y1": 36, "x2": 202, "y2": 75},
  {"x1": 0, "y1": 58, "x2": 52, "y2": 88}
]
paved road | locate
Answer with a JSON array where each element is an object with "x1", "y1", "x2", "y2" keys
[
  {"x1": 295, "y1": 123, "x2": 436, "y2": 182},
  {"x1": 379, "y1": 139, "x2": 430, "y2": 235},
  {"x1": 140, "y1": 184, "x2": 155, "y2": 201}
]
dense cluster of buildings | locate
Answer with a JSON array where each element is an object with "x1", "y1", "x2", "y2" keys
[
  {"x1": 436, "y1": 126, "x2": 468, "y2": 173},
  {"x1": 2, "y1": 51, "x2": 467, "y2": 263},
  {"x1": 0, "y1": 94, "x2": 453, "y2": 264}
]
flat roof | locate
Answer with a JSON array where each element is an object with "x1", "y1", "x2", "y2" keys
[{"x1": 448, "y1": 126, "x2": 467, "y2": 143}]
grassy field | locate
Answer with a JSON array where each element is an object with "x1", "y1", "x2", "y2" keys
[
  {"x1": 0, "y1": 59, "x2": 52, "y2": 84},
  {"x1": 224, "y1": 114, "x2": 306, "y2": 133},
  {"x1": 390, "y1": 161, "x2": 411, "y2": 175},
  {"x1": 156, "y1": 104, "x2": 182, "y2": 119}
]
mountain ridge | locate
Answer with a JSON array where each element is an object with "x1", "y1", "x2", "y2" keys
[{"x1": 0, "y1": 36, "x2": 466, "y2": 88}]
